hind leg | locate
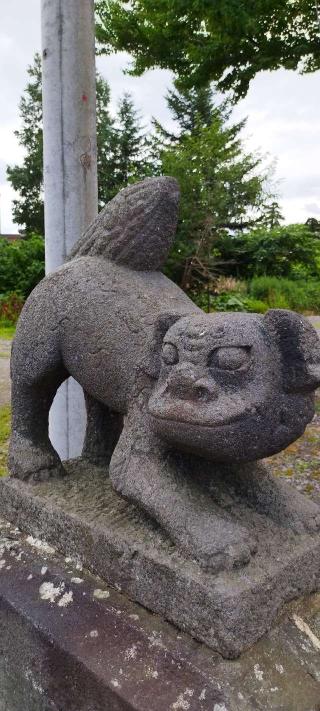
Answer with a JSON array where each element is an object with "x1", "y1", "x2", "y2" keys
[
  {"x1": 9, "y1": 349, "x2": 68, "y2": 482},
  {"x1": 82, "y1": 392, "x2": 123, "y2": 466}
]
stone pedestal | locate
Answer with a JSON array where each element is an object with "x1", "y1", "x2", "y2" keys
[
  {"x1": 1, "y1": 514, "x2": 320, "y2": 711},
  {"x1": 1, "y1": 460, "x2": 320, "y2": 661}
]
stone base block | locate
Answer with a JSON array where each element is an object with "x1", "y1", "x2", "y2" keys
[
  {"x1": 1, "y1": 515, "x2": 320, "y2": 710},
  {"x1": 0, "y1": 460, "x2": 320, "y2": 659}
]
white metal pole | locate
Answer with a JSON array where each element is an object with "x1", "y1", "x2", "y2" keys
[{"x1": 41, "y1": 0, "x2": 98, "y2": 459}]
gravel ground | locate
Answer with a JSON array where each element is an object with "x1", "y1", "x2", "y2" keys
[
  {"x1": 267, "y1": 316, "x2": 320, "y2": 505},
  {"x1": 267, "y1": 394, "x2": 320, "y2": 505}
]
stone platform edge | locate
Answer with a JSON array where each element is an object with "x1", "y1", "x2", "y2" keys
[{"x1": 1, "y1": 460, "x2": 320, "y2": 660}]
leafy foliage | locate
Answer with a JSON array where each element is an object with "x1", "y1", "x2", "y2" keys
[
  {"x1": 216, "y1": 224, "x2": 320, "y2": 280},
  {"x1": 249, "y1": 276, "x2": 320, "y2": 312},
  {"x1": 96, "y1": 73, "x2": 116, "y2": 209},
  {"x1": 206, "y1": 275, "x2": 320, "y2": 314},
  {"x1": 97, "y1": 84, "x2": 153, "y2": 206},
  {"x1": 155, "y1": 86, "x2": 217, "y2": 140},
  {"x1": 96, "y1": 0, "x2": 320, "y2": 97},
  {"x1": 112, "y1": 93, "x2": 154, "y2": 189},
  {"x1": 0, "y1": 293, "x2": 24, "y2": 326},
  {"x1": 6, "y1": 54, "x2": 44, "y2": 235},
  {"x1": 0, "y1": 235, "x2": 45, "y2": 299},
  {"x1": 306, "y1": 217, "x2": 320, "y2": 235},
  {"x1": 159, "y1": 86, "x2": 275, "y2": 297}
]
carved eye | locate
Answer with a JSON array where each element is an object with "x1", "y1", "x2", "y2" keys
[
  {"x1": 162, "y1": 342, "x2": 179, "y2": 365},
  {"x1": 208, "y1": 347, "x2": 251, "y2": 371}
]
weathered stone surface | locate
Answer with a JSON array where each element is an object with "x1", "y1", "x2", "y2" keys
[
  {"x1": 6, "y1": 176, "x2": 320, "y2": 659},
  {"x1": 8, "y1": 176, "x2": 320, "y2": 575},
  {"x1": 1, "y1": 460, "x2": 320, "y2": 659},
  {"x1": 1, "y1": 515, "x2": 320, "y2": 711}
]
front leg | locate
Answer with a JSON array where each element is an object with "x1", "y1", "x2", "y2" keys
[{"x1": 110, "y1": 402, "x2": 256, "y2": 571}]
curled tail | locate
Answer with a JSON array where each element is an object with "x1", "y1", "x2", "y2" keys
[{"x1": 69, "y1": 176, "x2": 180, "y2": 271}]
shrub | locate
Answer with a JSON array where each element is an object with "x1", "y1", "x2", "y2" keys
[
  {"x1": 244, "y1": 298, "x2": 269, "y2": 314},
  {"x1": 249, "y1": 276, "x2": 320, "y2": 312},
  {"x1": 211, "y1": 293, "x2": 269, "y2": 313},
  {"x1": 213, "y1": 294, "x2": 247, "y2": 311},
  {"x1": 214, "y1": 276, "x2": 247, "y2": 294},
  {"x1": 0, "y1": 292, "x2": 24, "y2": 325},
  {"x1": 0, "y1": 234, "x2": 44, "y2": 299},
  {"x1": 216, "y1": 224, "x2": 320, "y2": 280}
]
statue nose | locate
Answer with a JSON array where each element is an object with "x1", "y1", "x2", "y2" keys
[
  {"x1": 193, "y1": 378, "x2": 219, "y2": 402},
  {"x1": 167, "y1": 365, "x2": 219, "y2": 402}
]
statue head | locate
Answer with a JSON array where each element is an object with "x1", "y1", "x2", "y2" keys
[{"x1": 147, "y1": 310, "x2": 320, "y2": 462}]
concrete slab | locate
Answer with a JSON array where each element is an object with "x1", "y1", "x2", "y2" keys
[{"x1": 0, "y1": 516, "x2": 320, "y2": 710}]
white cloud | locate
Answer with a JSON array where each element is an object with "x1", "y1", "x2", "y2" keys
[
  {"x1": 232, "y1": 69, "x2": 320, "y2": 223},
  {"x1": 304, "y1": 202, "x2": 320, "y2": 215},
  {"x1": 97, "y1": 52, "x2": 174, "y2": 129},
  {"x1": 0, "y1": 124, "x2": 23, "y2": 169},
  {"x1": 0, "y1": 183, "x2": 19, "y2": 234}
]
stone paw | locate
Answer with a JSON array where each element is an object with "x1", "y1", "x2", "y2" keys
[
  {"x1": 183, "y1": 516, "x2": 257, "y2": 572},
  {"x1": 8, "y1": 433, "x2": 66, "y2": 482}
]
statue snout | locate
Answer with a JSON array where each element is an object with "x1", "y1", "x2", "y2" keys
[{"x1": 166, "y1": 364, "x2": 219, "y2": 402}]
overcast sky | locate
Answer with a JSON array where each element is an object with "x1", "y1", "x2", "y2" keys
[{"x1": 1, "y1": 0, "x2": 320, "y2": 233}]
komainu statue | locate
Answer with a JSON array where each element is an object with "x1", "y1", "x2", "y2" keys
[{"x1": 9, "y1": 177, "x2": 320, "y2": 571}]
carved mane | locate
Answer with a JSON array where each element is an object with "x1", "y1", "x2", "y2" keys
[{"x1": 68, "y1": 176, "x2": 180, "y2": 271}]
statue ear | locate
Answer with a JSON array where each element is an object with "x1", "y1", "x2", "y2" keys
[
  {"x1": 263, "y1": 309, "x2": 320, "y2": 393},
  {"x1": 142, "y1": 313, "x2": 182, "y2": 379}
]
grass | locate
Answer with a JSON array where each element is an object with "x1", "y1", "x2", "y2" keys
[
  {"x1": 0, "y1": 325, "x2": 15, "y2": 340},
  {"x1": 0, "y1": 405, "x2": 10, "y2": 476},
  {"x1": 249, "y1": 276, "x2": 320, "y2": 313}
]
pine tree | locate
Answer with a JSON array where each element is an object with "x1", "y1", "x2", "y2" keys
[
  {"x1": 113, "y1": 93, "x2": 152, "y2": 187},
  {"x1": 158, "y1": 85, "x2": 275, "y2": 299},
  {"x1": 95, "y1": 74, "x2": 116, "y2": 209},
  {"x1": 7, "y1": 57, "x2": 155, "y2": 233},
  {"x1": 6, "y1": 54, "x2": 44, "y2": 235},
  {"x1": 153, "y1": 84, "x2": 218, "y2": 147},
  {"x1": 167, "y1": 85, "x2": 217, "y2": 136},
  {"x1": 260, "y1": 201, "x2": 284, "y2": 230}
]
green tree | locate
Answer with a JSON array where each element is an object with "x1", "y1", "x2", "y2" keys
[
  {"x1": 95, "y1": 73, "x2": 116, "y2": 209},
  {"x1": 112, "y1": 93, "x2": 153, "y2": 187},
  {"x1": 158, "y1": 86, "x2": 274, "y2": 298},
  {"x1": 260, "y1": 201, "x2": 284, "y2": 230},
  {"x1": 157, "y1": 85, "x2": 216, "y2": 141},
  {"x1": 96, "y1": 0, "x2": 320, "y2": 97},
  {"x1": 216, "y1": 224, "x2": 320, "y2": 280},
  {"x1": 7, "y1": 56, "x2": 154, "y2": 232},
  {"x1": 6, "y1": 54, "x2": 44, "y2": 235},
  {"x1": 0, "y1": 235, "x2": 45, "y2": 298},
  {"x1": 305, "y1": 217, "x2": 320, "y2": 235}
]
